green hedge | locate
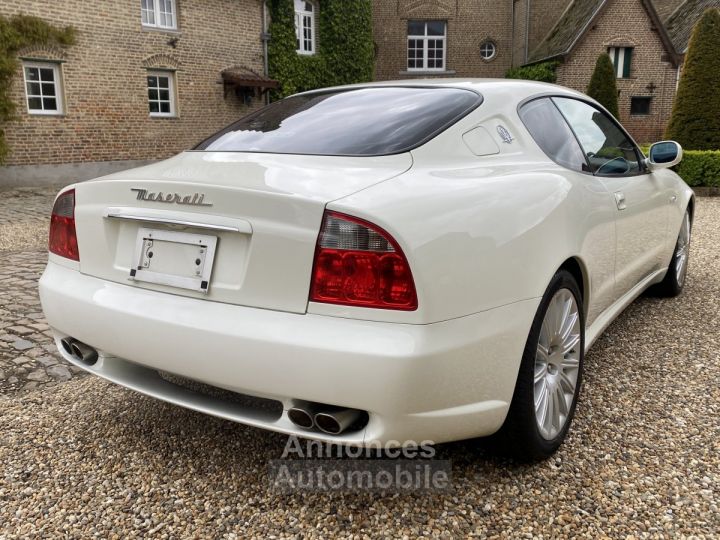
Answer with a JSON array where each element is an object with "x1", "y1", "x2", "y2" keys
[
  {"x1": 505, "y1": 61, "x2": 559, "y2": 83},
  {"x1": 640, "y1": 146, "x2": 720, "y2": 187},
  {"x1": 675, "y1": 150, "x2": 720, "y2": 187}
]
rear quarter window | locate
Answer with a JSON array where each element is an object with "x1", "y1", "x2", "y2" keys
[
  {"x1": 518, "y1": 97, "x2": 590, "y2": 173},
  {"x1": 194, "y1": 87, "x2": 482, "y2": 157}
]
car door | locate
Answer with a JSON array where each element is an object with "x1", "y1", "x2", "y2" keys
[{"x1": 553, "y1": 97, "x2": 668, "y2": 300}]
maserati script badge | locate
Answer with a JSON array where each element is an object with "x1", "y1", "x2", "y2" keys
[{"x1": 131, "y1": 188, "x2": 213, "y2": 207}]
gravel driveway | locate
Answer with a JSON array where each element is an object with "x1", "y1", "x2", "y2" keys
[{"x1": 0, "y1": 192, "x2": 718, "y2": 538}]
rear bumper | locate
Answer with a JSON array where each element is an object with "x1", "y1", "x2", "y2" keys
[{"x1": 39, "y1": 261, "x2": 539, "y2": 445}]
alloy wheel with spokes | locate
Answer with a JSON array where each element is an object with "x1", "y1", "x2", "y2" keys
[
  {"x1": 675, "y1": 211, "x2": 691, "y2": 288},
  {"x1": 534, "y1": 288, "x2": 581, "y2": 440},
  {"x1": 652, "y1": 208, "x2": 692, "y2": 297},
  {"x1": 495, "y1": 269, "x2": 585, "y2": 460}
]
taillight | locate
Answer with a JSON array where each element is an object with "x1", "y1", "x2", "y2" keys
[
  {"x1": 310, "y1": 211, "x2": 417, "y2": 310},
  {"x1": 48, "y1": 189, "x2": 79, "y2": 261}
]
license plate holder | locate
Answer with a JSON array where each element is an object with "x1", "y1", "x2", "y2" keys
[{"x1": 129, "y1": 227, "x2": 218, "y2": 293}]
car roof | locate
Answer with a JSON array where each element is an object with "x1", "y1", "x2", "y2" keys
[{"x1": 296, "y1": 78, "x2": 590, "y2": 104}]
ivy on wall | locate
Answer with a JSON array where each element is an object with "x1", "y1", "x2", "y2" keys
[
  {"x1": 0, "y1": 14, "x2": 76, "y2": 164},
  {"x1": 267, "y1": 0, "x2": 373, "y2": 99}
]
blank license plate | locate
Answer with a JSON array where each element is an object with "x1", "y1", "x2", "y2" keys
[{"x1": 129, "y1": 228, "x2": 218, "y2": 293}]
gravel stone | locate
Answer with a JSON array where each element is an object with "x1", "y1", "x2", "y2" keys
[
  {"x1": 0, "y1": 190, "x2": 718, "y2": 538},
  {"x1": 11, "y1": 338, "x2": 34, "y2": 351},
  {"x1": 47, "y1": 365, "x2": 72, "y2": 381},
  {"x1": 26, "y1": 368, "x2": 49, "y2": 382}
]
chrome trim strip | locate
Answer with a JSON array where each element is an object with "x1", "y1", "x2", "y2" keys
[{"x1": 105, "y1": 212, "x2": 240, "y2": 232}]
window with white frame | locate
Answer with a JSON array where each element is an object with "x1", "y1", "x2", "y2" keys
[
  {"x1": 294, "y1": 0, "x2": 316, "y2": 55},
  {"x1": 608, "y1": 46, "x2": 633, "y2": 78},
  {"x1": 23, "y1": 62, "x2": 63, "y2": 115},
  {"x1": 147, "y1": 71, "x2": 176, "y2": 117},
  {"x1": 141, "y1": 0, "x2": 177, "y2": 30},
  {"x1": 407, "y1": 21, "x2": 446, "y2": 71}
]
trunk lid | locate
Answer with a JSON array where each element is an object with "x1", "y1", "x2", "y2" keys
[{"x1": 74, "y1": 151, "x2": 412, "y2": 313}]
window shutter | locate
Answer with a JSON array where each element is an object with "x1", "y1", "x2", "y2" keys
[{"x1": 622, "y1": 48, "x2": 633, "y2": 78}]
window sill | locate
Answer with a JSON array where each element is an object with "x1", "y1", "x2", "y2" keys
[
  {"x1": 27, "y1": 111, "x2": 65, "y2": 117},
  {"x1": 141, "y1": 25, "x2": 181, "y2": 35},
  {"x1": 399, "y1": 70, "x2": 456, "y2": 76},
  {"x1": 149, "y1": 114, "x2": 179, "y2": 119}
]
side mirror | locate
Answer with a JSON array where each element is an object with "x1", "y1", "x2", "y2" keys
[{"x1": 646, "y1": 141, "x2": 683, "y2": 170}]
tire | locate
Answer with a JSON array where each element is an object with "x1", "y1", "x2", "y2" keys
[
  {"x1": 651, "y1": 209, "x2": 691, "y2": 298},
  {"x1": 493, "y1": 270, "x2": 585, "y2": 461}
]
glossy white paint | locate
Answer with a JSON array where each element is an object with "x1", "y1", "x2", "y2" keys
[{"x1": 39, "y1": 79, "x2": 693, "y2": 444}]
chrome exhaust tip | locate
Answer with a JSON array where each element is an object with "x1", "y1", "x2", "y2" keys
[
  {"x1": 60, "y1": 337, "x2": 75, "y2": 355},
  {"x1": 61, "y1": 337, "x2": 98, "y2": 366},
  {"x1": 288, "y1": 402, "x2": 320, "y2": 429},
  {"x1": 288, "y1": 407, "x2": 314, "y2": 429},
  {"x1": 314, "y1": 408, "x2": 363, "y2": 435}
]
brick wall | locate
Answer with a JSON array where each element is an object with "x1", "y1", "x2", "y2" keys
[
  {"x1": 1, "y1": 0, "x2": 265, "y2": 166},
  {"x1": 555, "y1": 0, "x2": 677, "y2": 142},
  {"x1": 512, "y1": 0, "x2": 528, "y2": 66},
  {"x1": 373, "y1": 0, "x2": 514, "y2": 80}
]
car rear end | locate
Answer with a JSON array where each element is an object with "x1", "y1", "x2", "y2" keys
[{"x1": 39, "y1": 84, "x2": 533, "y2": 445}]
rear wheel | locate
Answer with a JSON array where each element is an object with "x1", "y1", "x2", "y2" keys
[
  {"x1": 652, "y1": 209, "x2": 691, "y2": 297},
  {"x1": 494, "y1": 270, "x2": 584, "y2": 460}
]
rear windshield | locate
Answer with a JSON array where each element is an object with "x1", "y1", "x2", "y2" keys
[{"x1": 194, "y1": 87, "x2": 482, "y2": 157}]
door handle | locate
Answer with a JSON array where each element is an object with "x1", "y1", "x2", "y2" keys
[{"x1": 614, "y1": 191, "x2": 627, "y2": 211}]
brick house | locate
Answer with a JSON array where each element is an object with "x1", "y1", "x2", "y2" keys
[
  {"x1": 0, "y1": 0, "x2": 278, "y2": 185},
  {"x1": 372, "y1": 0, "x2": 715, "y2": 142},
  {"x1": 526, "y1": 0, "x2": 681, "y2": 142}
]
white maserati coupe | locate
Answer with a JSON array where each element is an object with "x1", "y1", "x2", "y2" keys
[{"x1": 39, "y1": 80, "x2": 693, "y2": 459}]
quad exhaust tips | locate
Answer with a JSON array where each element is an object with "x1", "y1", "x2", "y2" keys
[
  {"x1": 287, "y1": 401, "x2": 364, "y2": 435},
  {"x1": 60, "y1": 337, "x2": 99, "y2": 366}
]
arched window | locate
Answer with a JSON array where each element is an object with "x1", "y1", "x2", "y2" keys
[{"x1": 294, "y1": 0, "x2": 316, "y2": 55}]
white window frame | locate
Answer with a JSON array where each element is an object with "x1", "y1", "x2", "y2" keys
[
  {"x1": 294, "y1": 0, "x2": 316, "y2": 55},
  {"x1": 608, "y1": 46, "x2": 633, "y2": 79},
  {"x1": 480, "y1": 40, "x2": 497, "y2": 61},
  {"x1": 407, "y1": 21, "x2": 447, "y2": 72},
  {"x1": 141, "y1": 0, "x2": 177, "y2": 30},
  {"x1": 147, "y1": 70, "x2": 176, "y2": 118},
  {"x1": 22, "y1": 61, "x2": 64, "y2": 116}
]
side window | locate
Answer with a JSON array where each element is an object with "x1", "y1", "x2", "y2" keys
[
  {"x1": 553, "y1": 97, "x2": 642, "y2": 176},
  {"x1": 518, "y1": 98, "x2": 589, "y2": 173}
]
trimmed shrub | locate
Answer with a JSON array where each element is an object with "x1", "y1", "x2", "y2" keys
[
  {"x1": 665, "y1": 8, "x2": 720, "y2": 150},
  {"x1": 586, "y1": 53, "x2": 619, "y2": 119},
  {"x1": 640, "y1": 145, "x2": 720, "y2": 187},
  {"x1": 675, "y1": 150, "x2": 720, "y2": 187},
  {"x1": 0, "y1": 14, "x2": 76, "y2": 163},
  {"x1": 505, "y1": 61, "x2": 559, "y2": 83},
  {"x1": 267, "y1": 0, "x2": 372, "y2": 99}
]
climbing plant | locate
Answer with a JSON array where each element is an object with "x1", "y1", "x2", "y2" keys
[
  {"x1": 267, "y1": 0, "x2": 373, "y2": 99},
  {"x1": 0, "y1": 14, "x2": 76, "y2": 163}
]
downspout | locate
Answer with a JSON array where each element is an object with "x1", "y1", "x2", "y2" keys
[
  {"x1": 524, "y1": 0, "x2": 530, "y2": 64},
  {"x1": 510, "y1": 0, "x2": 515, "y2": 67},
  {"x1": 261, "y1": 0, "x2": 270, "y2": 104}
]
